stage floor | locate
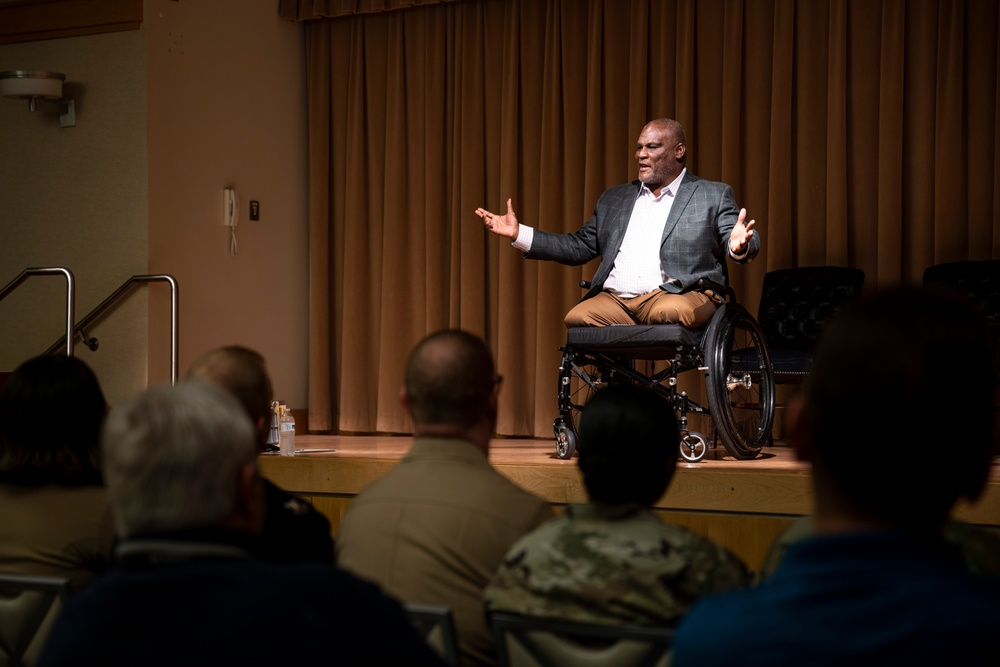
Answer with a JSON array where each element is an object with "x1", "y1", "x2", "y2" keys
[
  {"x1": 258, "y1": 434, "x2": 1000, "y2": 572},
  {"x1": 270, "y1": 433, "x2": 807, "y2": 468},
  {"x1": 260, "y1": 434, "x2": 1000, "y2": 520}
]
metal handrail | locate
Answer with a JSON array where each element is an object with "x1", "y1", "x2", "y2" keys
[
  {"x1": 42, "y1": 274, "x2": 179, "y2": 384},
  {"x1": 0, "y1": 267, "x2": 75, "y2": 356}
]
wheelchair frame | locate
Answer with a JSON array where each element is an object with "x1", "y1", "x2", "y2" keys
[{"x1": 552, "y1": 292, "x2": 776, "y2": 462}]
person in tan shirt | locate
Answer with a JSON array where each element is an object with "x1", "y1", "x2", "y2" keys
[
  {"x1": 0, "y1": 355, "x2": 114, "y2": 591},
  {"x1": 335, "y1": 330, "x2": 555, "y2": 667}
]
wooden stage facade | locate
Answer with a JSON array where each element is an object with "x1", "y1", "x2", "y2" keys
[{"x1": 259, "y1": 434, "x2": 1000, "y2": 573}]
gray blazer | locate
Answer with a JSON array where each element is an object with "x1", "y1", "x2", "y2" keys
[{"x1": 526, "y1": 172, "x2": 759, "y2": 301}]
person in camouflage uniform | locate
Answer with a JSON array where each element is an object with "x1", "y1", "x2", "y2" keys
[{"x1": 483, "y1": 383, "x2": 750, "y2": 627}]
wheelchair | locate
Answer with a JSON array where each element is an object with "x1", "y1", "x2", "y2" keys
[{"x1": 552, "y1": 280, "x2": 776, "y2": 463}]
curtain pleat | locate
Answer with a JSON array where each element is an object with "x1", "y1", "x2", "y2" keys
[
  {"x1": 876, "y1": 0, "x2": 905, "y2": 283},
  {"x1": 303, "y1": 0, "x2": 1000, "y2": 436},
  {"x1": 995, "y1": 1, "x2": 1000, "y2": 259},
  {"x1": 934, "y1": 0, "x2": 966, "y2": 265},
  {"x1": 825, "y1": 0, "x2": 849, "y2": 264},
  {"x1": 767, "y1": 1, "x2": 795, "y2": 272},
  {"x1": 305, "y1": 24, "x2": 334, "y2": 431}
]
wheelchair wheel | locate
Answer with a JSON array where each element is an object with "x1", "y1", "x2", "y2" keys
[
  {"x1": 553, "y1": 417, "x2": 577, "y2": 460},
  {"x1": 554, "y1": 349, "x2": 624, "y2": 458},
  {"x1": 678, "y1": 431, "x2": 708, "y2": 463},
  {"x1": 703, "y1": 303, "x2": 775, "y2": 459}
]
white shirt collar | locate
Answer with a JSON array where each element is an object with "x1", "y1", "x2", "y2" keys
[{"x1": 639, "y1": 167, "x2": 686, "y2": 199}]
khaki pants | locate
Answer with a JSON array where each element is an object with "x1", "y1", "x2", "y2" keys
[{"x1": 564, "y1": 289, "x2": 719, "y2": 328}]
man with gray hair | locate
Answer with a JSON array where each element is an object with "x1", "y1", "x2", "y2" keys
[
  {"x1": 38, "y1": 382, "x2": 447, "y2": 667},
  {"x1": 103, "y1": 381, "x2": 262, "y2": 541}
]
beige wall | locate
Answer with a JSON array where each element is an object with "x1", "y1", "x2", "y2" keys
[
  {"x1": 147, "y1": 0, "x2": 308, "y2": 409},
  {"x1": 0, "y1": 1, "x2": 310, "y2": 411},
  {"x1": 0, "y1": 26, "x2": 149, "y2": 406}
]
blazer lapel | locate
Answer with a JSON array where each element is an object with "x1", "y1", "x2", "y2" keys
[
  {"x1": 588, "y1": 183, "x2": 639, "y2": 296},
  {"x1": 660, "y1": 172, "x2": 699, "y2": 245},
  {"x1": 606, "y1": 182, "x2": 640, "y2": 257}
]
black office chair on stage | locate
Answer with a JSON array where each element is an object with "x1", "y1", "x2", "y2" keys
[
  {"x1": 491, "y1": 612, "x2": 673, "y2": 667},
  {"x1": 922, "y1": 259, "x2": 1000, "y2": 316},
  {"x1": 553, "y1": 279, "x2": 775, "y2": 463},
  {"x1": 0, "y1": 573, "x2": 72, "y2": 667},
  {"x1": 756, "y1": 266, "x2": 866, "y2": 383},
  {"x1": 922, "y1": 259, "x2": 1000, "y2": 376},
  {"x1": 751, "y1": 266, "x2": 865, "y2": 444}
]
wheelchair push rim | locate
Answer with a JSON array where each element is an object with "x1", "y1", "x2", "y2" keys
[{"x1": 703, "y1": 303, "x2": 776, "y2": 459}]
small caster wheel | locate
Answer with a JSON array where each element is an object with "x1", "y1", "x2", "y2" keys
[
  {"x1": 679, "y1": 431, "x2": 708, "y2": 463},
  {"x1": 553, "y1": 418, "x2": 577, "y2": 460}
]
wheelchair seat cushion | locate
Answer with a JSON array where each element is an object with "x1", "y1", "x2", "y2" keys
[{"x1": 565, "y1": 324, "x2": 702, "y2": 360}]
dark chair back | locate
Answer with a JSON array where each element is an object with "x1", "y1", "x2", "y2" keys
[
  {"x1": 404, "y1": 603, "x2": 461, "y2": 667},
  {"x1": 922, "y1": 259, "x2": 1000, "y2": 323},
  {"x1": 490, "y1": 612, "x2": 672, "y2": 667},
  {"x1": 0, "y1": 573, "x2": 72, "y2": 667},
  {"x1": 923, "y1": 259, "x2": 1000, "y2": 377},
  {"x1": 757, "y1": 266, "x2": 865, "y2": 379}
]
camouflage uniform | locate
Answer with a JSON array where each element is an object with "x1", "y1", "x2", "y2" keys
[{"x1": 483, "y1": 502, "x2": 750, "y2": 626}]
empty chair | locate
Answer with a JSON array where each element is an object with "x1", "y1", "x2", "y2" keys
[
  {"x1": 922, "y1": 259, "x2": 1000, "y2": 314},
  {"x1": 0, "y1": 573, "x2": 71, "y2": 667},
  {"x1": 923, "y1": 259, "x2": 1000, "y2": 377},
  {"x1": 756, "y1": 266, "x2": 865, "y2": 382},
  {"x1": 490, "y1": 612, "x2": 673, "y2": 667}
]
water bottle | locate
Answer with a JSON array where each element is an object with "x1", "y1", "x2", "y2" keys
[{"x1": 278, "y1": 401, "x2": 296, "y2": 456}]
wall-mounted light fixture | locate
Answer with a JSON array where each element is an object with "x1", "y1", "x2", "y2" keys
[{"x1": 0, "y1": 70, "x2": 76, "y2": 127}]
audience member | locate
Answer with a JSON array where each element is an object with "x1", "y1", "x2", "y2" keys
[
  {"x1": 484, "y1": 383, "x2": 749, "y2": 626},
  {"x1": 38, "y1": 381, "x2": 447, "y2": 667},
  {"x1": 756, "y1": 514, "x2": 1000, "y2": 583},
  {"x1": 186, "y1": 345, "x2": 334, "y2": 563},
  {"x1": 671, "y1": 286, "x2": 1000, "y2": 665},
  {"x1": 0, "y1": 355, "x2": 114, "y2": 590},
  {"x1": 335, "y1": 330, "x2": 555, "y2": 667}
]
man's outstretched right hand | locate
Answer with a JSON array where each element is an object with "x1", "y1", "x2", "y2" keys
[{"x1": 475, "y1": 198, "x2": 520, "y2": 239}]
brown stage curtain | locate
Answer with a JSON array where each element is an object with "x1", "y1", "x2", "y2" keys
[{"x1": 300, "y1": 0, "x2": 1000, "y2": 437}]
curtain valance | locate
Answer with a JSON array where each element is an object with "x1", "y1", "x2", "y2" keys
[{"x1": 279, "y1": 0, "x2": 462, "y2": 20}]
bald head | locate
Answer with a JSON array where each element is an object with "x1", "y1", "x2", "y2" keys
[
  {"x1": 403, "y1": 330, "x2": 497, "y2": 429},
  {"x1": 645, "y1": 118, "x2": 687, "y2": 146}
]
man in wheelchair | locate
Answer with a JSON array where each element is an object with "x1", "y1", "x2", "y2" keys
[
  {"x1": 475, "y1": 117, "x2": 759, "y2": 328},
  {"x1": 477, "y1": 118, "x2": 771, "y2": 463}
]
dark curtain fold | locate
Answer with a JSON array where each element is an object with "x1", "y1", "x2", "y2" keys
[{"x1": 302, "y1": 0, "x2": 1000, "y2": 436}]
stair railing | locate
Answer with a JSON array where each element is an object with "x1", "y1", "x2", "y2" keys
[
  {"x1": 0, "y1": 267, "x2": 75, "y2": 356},
  {"x1": 42, "y1": 274, "x2": 179, "y2": 384}
]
